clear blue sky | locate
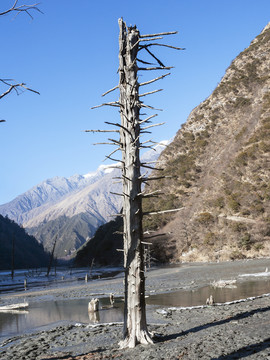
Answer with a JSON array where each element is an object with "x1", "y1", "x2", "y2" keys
[{"x1": 0, "y1": 0, "x2": 269, "y2": 204}]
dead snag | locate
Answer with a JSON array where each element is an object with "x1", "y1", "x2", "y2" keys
[{"x1": 89, "y1": 17, "x2": 183, "y2": 348}]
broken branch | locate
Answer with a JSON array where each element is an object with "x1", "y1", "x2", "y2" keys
[
  {"x1": 139, "y1": 89, "x2": 163, "y2": 98},
  {"x1": 144, "y1": 233, "x2": 168, "y2": 239},
  {"x1": 139, "y1": 114, "x2": 158, "y2": 124},
  {"x1": 93, "y1": 142, "x2": 117, "y2": 146},
  {"x1": 138, "y1": 66, "x2": 173, "y2": 71},
  {"x1": 0, "y1": 80, "x2": 40, "y2": 100},
  {"x1": 0, "y1": 1, "x2": 42, "y2": 18},
  {"x1": 140, "y1": 164, "x2": 164, "y2": 171},
  {"x1": 141, "y1": 175, "x2": 173, "y2": 182},
  {"x1": 102, "y1": 85, "x2": 119, "y2": 97},
  {"x1": 108, "y1": 138, "x2": 122, "y2": 146},
  {"x1": 140, "y1": 31, "x2": 178, "y2": 38},
  {"x1": 131, "y1": 36, "x2": 163, "y2": 50},
  {"x1": 85, "y1": 129, "x2": 119, "y2": 133},
  {"x1": 142, "y1": 43, "x2": 185, "y2": 51},
  {"x1": 105, "y1": 121, "x2": 133, "y2": 137},
  {"x1": 139, "y1": 73, "x2": 170, "y2": 87},
  {"x1": 144, "y1": 47, "x2": 165, "y2": 67},
  {"x1": 110, "y1": 192, "x2": 124, "y2": 197},
  {"x1": 103, "y1": 147, "x2": 121, "y2": 162},
  {"x1": 137, "y1": 58, "x2": 154, "y2": 66},
  {"x1": 143, "y1": 207, "x2": 184, "y2": 216},
  {"x1": 141, "y1": 122, "x2": 165, "y2": 130},
  {"x1": 140, "y1": 104, "x2": 163, "y2": 111},
  {"x1": 91, "y1": 102, "x2": 120, "y2": 109}
]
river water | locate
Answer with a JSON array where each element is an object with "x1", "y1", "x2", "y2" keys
[{"x1": 1, "y1": 277, "x2": 270, "y2": 339}]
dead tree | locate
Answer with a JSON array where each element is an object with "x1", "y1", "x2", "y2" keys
[
  {"x1": 46, "y1": 236, "x2": 57, "y2": 277},
  {"x1": 0, "y1": 1, "x2": 41, "y2": 122},
  {"x1": 89, "y1": 18, "x2": 183, "y2": 348},
  {"x1": 11, "y1": 233, "x2": 15, "y2": 279},
  {"x1": 0, "y1": 1, "x2": 41, "y2": 18}
]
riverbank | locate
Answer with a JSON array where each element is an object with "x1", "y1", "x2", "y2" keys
[{"x1": 1, "y1": 259, "x2": 270, "y2": 359}]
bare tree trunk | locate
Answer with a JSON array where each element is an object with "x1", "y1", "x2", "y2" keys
[
  {"x1": 46, "y1": 236, "x2": 57, "y2": 277},
  {"x1": 89, "y1": 18, "x2": 182, "y2": 348},
  {"x1": 118, "y1": 18, "x2": 153, "y2": 349},
  {"x1": 11, "y1": 233, "x2": 15, "y2": 280}
]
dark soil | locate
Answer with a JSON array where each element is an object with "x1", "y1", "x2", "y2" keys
[{"x1": 1, "y1": 259, "x2": 270, "y2": 359}]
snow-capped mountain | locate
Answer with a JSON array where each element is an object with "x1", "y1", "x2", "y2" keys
[{"x1": 0, "y1": 142, "x2": 168, "y2": 258}]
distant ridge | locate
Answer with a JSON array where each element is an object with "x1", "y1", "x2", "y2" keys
[{"x1": 0, "y1": 143, "x2": 167, "y2": 258}]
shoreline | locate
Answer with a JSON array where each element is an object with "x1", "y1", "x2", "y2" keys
[{"x1": 1, "y1": 258, "x2": 270, "y2": 359}]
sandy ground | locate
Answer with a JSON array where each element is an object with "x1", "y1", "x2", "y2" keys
[{"x1": 1, "y1": 259, "x2": 270, "y2": 359}]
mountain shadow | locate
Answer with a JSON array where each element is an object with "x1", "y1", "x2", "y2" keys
[
  {"x1": 0, "y1": 214, "x2": 49, "y2": 270},
  {"x1": 74, "y1": 216, "x2": 124, "y2": 267}
]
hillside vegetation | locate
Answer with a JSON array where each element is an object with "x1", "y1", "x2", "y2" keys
[
  {"x1": 143, "y1": 23, "x2": 270, "y2": 263},
  {"x1": 74, "y1": 216, "x2": 123, "y2": 267},
  {"x1": 0, "y1": 215, "x2": 49, "y2": 270}
]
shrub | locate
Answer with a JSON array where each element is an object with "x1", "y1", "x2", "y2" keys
[
  {"x1": 253, "y1": 243, "x2": 264, "y2": 251},
  {"x1": 212, "y1": 197, "x2": 225, "y2": 209},
  {"x1": 230, "y1": 250, "x2": 246, "y2": 260},
  {"x1": 196, "y1": 212, "x2": 215, "y2": 224},
  {"x1": 195, "y1": 138, "x2": 208, "y2": 149},
  {"x1": 251, "y1": 202, "x2": 265, "y2": 214},
  {"x1": 233, "y1": 97, "x2": 251, "y2": 108},
  {"x1": 228, "y1": 198, "x2": 241, "y2": 212},
  {"x1": 238, "y1": 233, "x2": 252, "y2": 250},
  {"x1": 231, "y1": 222, "x2": 247, "y2": 233},
  {"x1": 183, "y1": 132, "x2": 195, "y2": 142},
  {"x1": 203, "y1": 232, "x2": 216, "y2": 245},
  {"x1": 241, "y1": 209, "x2": 251, "y2": 216},
  {"x1": 259, "y1": 141, "x2": 270, "y2": 153},
  {"x1": 235, "y1": 152, "x2": 248, "y2": 167},
  {"x1": 235, "y1": 126, "x2": 247, "y2": 141}
]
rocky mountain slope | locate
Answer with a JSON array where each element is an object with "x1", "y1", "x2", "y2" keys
[
  {"x1": 0, "y1": 144, "x2": 166, "y2": 258},
  {"x1": 26, "y1": 169, "x2": 123, "y2": 258},
  {"x1": 0, "y1": 215, "x2": 49, "y2": 270},
  {"x1": 142, "y1": 23, "x2": 270, "y2": 263},
  {"x1": 0, "y1": 166, "x2": 121, "y2": 258},
  {"x1": 0, "y1": 166, "x2": 113, "y2": 225}
]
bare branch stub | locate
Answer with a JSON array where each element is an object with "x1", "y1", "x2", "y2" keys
[
  {"x1": 143, "y1": 207, "x2": 184, "y2": 216},
  {"x1": 140, "y1": 31, "x2": 178, "y2": 38},
  {"x1": 139, "y1": 73, "x2": 171, "y2": 87},
  {"x1": 85, "y1": 129, "x2": 119, "y2": 133},
  {"x1": 0, "y1": 79, "x2": 40, "y2": 100},
  {"x1": 139, "y1": 89, "x2": 163, "y2": 98},
  {"x1": 102, "y1": 85, "x2": 119, "y2": 97}
]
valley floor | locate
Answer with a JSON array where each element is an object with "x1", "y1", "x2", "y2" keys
[{"x1": 1, "y1": 259, "x2": 270, "y2": 359}]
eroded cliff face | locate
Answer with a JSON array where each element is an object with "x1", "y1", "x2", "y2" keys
[{"x1": 144, "y1": 23, "x2": 270, "y2": 263}]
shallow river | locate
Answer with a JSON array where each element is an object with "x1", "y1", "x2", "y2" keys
[{"x1": 1, "y1": 278, "x2": 270, "y2": 339}]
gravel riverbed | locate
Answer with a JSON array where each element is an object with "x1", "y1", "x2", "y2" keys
[{"x1": 1, "y1": 259, "x2": 270, "y2": 359}]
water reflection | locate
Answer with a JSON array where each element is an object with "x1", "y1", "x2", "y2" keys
[
  {"x1": 1, "y1": 279, "x2": 270, "y2": 339},
  {"x1": 146, "y1": 279, "x2": 270, "y2": 307},
  {"x1": 0, "y1": 297, "x2": 124, "y2": 339},
  {"x1": 88, "y1": 310, "x2": 100, "y2": 323}
]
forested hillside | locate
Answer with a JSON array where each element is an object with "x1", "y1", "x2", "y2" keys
[{"x1": 0, "y1": 215, "x2": 49, "y2": 270}]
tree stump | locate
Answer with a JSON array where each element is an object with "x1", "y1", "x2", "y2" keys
[{"x1": 88, "y1": 298, "x2": 99, "y2": 312}]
